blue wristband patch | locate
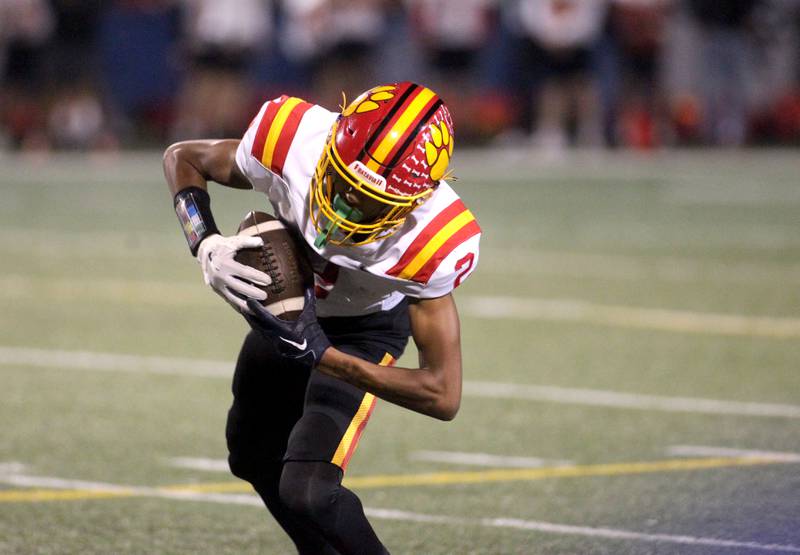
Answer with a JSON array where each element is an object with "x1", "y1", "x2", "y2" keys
[
  {"x1": 176, "y1": 194, "x2": 207, "y2": 246},
  {"x1": 174, "y1": 187, "x2": 219, "y2": 256}
]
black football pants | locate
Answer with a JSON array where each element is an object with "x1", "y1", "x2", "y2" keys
[{"x1": 226, "y1": 301, "x2": 410, "y2": 555}]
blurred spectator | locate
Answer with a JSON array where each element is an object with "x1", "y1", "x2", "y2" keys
[
  {"x1": 407, "y1": 0, "x2": 499, "y2": 141},
  {"x1": 47, "y1": 85, "x2": 107, "y2": 149},
  {"x1": 172, "y1": 0, "x2": 273, "y2": 139},
  {"x1": 685, "y1": 0, "x2": 759, "y2": 145},
  {"x1": 748, "y1": 0, "x2": 800, "y2": 143},
  {"x1": 513, "y1": 0, "x2": 609, "y2": 149},
  {"x1": 284, "y1": 0, "x2": 391, "y2": 107},
  {"x1": 96, "y1": 1, "x2": 181, "y2": 144},
  {"x1": 1, "y1": 0, "x2": 800, "y2": 150},
  {"x1": 48, "y1": 0, "x2": 104, "y2": 85},
  {"x1": 0, "y1": 0, "x2": 54, "y2": 148},
  {"x1": 409, "y1": 0, "x2": 496, "y2": 79},
  {"x1": 609, "y1": 0, "x2": 672, "y2": 149}
]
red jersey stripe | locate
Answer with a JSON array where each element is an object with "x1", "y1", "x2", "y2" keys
[
  {"x1": 386, "y1": 199, "x2": 466, "y2": 277},
  {"x1": 270, "y1": 100, "x2": 313, "y2": 175},
  {"x1": 409, "y1": 219, "x2": 481, "y2": 284},
  {"x1": 251, "y1": 96, "x2": 286, "y2": 161}
]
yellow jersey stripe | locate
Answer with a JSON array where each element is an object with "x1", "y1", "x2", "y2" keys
[
  {"x1": 398, "y1": 209, "x2": 475, "y2": 280},
  {"x1": 260, "y1": 96, "x2": 304, "y2": 169}
]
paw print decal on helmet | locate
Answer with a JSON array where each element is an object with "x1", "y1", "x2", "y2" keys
[
  {"x1": 342, "y1": 86, "x2": 397, "y2": 116},
  {"x1": 425, "y1": 121, "x2": 454, "y2": 181}
]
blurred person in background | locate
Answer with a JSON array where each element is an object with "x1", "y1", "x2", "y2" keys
[
  {"x1": 97, "y1": 0, "x2": 181, "y2": 147},
  {"x1": 281, "y1": 0, "x2": 390, "y2": 107},
  {"x1": 684, "y1": 0, "x2": 760, "y2": 145},
  {"x1": 47, "y1": 0, "x2": 111, "y2": 150},
  {"x1": 745, "y1": 0, "x2": 800, "y2": 143},
  {"x1": 0, "y1": 0, "x2": 53, "y2": 149},
  {"x1": 512, "y1": 0, "x2": 608, "y2": 150},
  {"x1": 607, "y1": 0, "x2": 672, "y2": 149},
  {"x1": 406, "y1": 0, "x2": 499, "y2": 142},
  {"x1": 172, "y1": 0, "x2": 273, "y2": 140}
]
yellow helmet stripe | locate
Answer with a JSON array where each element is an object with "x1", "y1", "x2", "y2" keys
[{"x1": 366, "y1": 87, "x2": 436, "y2": 173}]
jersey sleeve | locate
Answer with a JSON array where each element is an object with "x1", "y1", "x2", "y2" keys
[
  {"x1": 235, "y1": 95, "x2": 315, "y2": 181},
  {"x1": 385, "y1": 198, "x2": 482, "y2": 299}
]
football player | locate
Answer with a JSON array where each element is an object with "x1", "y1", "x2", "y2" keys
[{"x1": 163, "y1": 82, "x2": 480, "y2": 554}]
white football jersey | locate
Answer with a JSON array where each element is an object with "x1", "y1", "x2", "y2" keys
[{"x1": 235, "y1": 95, "x2": 481, "y2": 317}]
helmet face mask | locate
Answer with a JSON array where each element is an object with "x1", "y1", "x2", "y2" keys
[
  {"x1": 308, "y1": 82, "x2": 454, "y2": 248},
  {"x1": 310, "y1": 131, "x2": 430, "y2": 247}
]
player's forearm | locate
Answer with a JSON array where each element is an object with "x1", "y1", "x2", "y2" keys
[
  {"x1": 318, "y1": 348, "x2": 460, "y2": 421},
  {"x1": 163, "y1": 141, "x2": 211, "y2": 197},
  {"x1": 163, "y1": 139, "x2": 247, "y2": 197}
]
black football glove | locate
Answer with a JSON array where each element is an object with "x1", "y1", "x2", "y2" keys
[{"x1": 245, "y1": 288, "x2": 331, "y2": 369}]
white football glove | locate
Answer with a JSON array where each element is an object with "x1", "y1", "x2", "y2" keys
[{"x1": 196, "y1": 234, "x2": 272, "y2": 313}]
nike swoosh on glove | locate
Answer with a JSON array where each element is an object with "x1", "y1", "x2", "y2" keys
[{"x1": 245, "y1": 288, "x2": 332, "y2": 369}]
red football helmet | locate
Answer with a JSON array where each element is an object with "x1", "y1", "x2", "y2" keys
[{"x1": 310, "y1": 82, "x2": 455, "y2": 246}]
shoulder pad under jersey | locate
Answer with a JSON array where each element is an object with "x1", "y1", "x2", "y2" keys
[
  {"x1": 385, "y1": 196, "x2": 481, "y2": 298},
  {"x1": 248, "y1": 95, "x2": 315, "y2": 179}
]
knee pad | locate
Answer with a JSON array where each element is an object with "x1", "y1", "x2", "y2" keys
[
  {"x1": 227, "y1": 451, "x2": 257, "y2": 483},
  {"x1": 279, "y1": 461, "x2": 343, "y2": 524},
  {"x1": 226, "y1": 418, "x2": 258, "y2": 482}
]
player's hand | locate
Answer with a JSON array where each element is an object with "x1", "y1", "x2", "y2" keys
[
  {"x1": 245, "y1": 289, "x2": 332, "y2": 369},
  {"x1": 196, "y1": 234, "x2": 272, "y2": 313}
]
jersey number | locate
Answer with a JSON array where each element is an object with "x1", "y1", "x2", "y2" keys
[{"x1": 454, "y1": 253, "x2": 475, "y2": 288}]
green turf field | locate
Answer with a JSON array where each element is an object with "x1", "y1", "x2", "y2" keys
[{"x1": 1, "y1": 150, "x2": 799, "y2": 554}]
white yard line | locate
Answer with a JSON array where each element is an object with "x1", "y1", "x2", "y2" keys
[
  {"x1": 409, "y1": 451, "x2": 571, "y2": 468},
  {"x1": 668, "y1": 446, "x2": 800, "y2": 463},
  {"x1": 4, "y1": 262, "x2": 800, "y2": 338},
  {"x1": 0, "y1": 474, "x2": 136, "y2": 494},
  {"x1": 481, "y1": 248, "x2": 800, "y2": 284},
  {"x1": 0, "y1": 228, "x2": 176, "y2": 259},
  {"x1": 368, "y1": 509, "x2": 800, "y2": 553},
  {"x1": 168, "y1": 457, "x2": 231, "y2": 472},
  {"x1": 0, "y1": 470, "x2": 797, "y2": 553},
  {"x1": 4, "y1": 221, "x2": 800, "y2": 284},
  {"x1": 476, "y1": 516, "x2": 800, "y2": 553},
  {"x1": 167, "y1": 452, "x2": 571, "y2": 471},
  {"x1": 464, "y1": 381, "x2": 800, "y2": 419},
  {"x1": 0, "y1": 346, "x2": 230, "y2": 377},
  {"x1": 3, "y1": 346, "x2": 800, "y2": 419},
  {"x1": 0, "y1": 462, "x2": 27, "y2": 475},
  {"x1": 0, "y1": 275, "x2": 208, "y2": 306},
  {"x1": 461, "y1": 296, "x2": 800, "y2": 338}
]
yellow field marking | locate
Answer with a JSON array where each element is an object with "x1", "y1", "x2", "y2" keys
[
  {"x1": 158, "y1": 481, "x2": 251, "y2": 494},
  {"x1": 0, "y1": 488, "x2": 138, "y2": 502},
  {"x1": 0, "y1": 456, "x2": 789, "y2": 504},
  {"x1": 344, "y1": 456, "x2": 779, "y2": 489}
]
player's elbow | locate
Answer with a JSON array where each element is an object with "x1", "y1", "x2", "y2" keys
[
  {"x1": 163, "y1": 141, "x2": 189, "y2": 168},
  {"x1": 432, "y1": 396, "x2": 460, "y2": 421},
  {"x1": 426, "y1": 375, "x2": 461, "y2": 421}
]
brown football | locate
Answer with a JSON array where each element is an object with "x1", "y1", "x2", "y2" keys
[{"x1": 234, "y1": 211, "x2": 313, "y2": 321}]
